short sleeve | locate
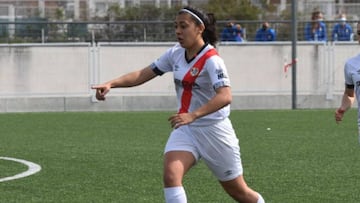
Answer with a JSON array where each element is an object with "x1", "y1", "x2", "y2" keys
[
  {"x1": 151, "y1": 46, "x2": 174, "y2": 74},
  {"x1": 205, "y1": 56, "x2": 231, "y2": 90},
  {"x1": 344, "y1": 62, "x2": 353, "y2": 86}
]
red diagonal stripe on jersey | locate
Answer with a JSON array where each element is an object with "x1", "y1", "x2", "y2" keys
[{"x1": 178, "y1": 48, "x2": 218, "y2": 113}]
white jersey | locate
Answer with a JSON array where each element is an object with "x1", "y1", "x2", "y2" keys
[
  {"x1": 344, "y1": 53, "x2": 360, "y2": 128},
  {"x1": 151, "y1": 43, "x2": 231, "y2": 126}
]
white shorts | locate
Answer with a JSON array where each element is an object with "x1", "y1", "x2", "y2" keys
[{"x1": 164, "y1": 118, "x2": 243, "y2": 181}]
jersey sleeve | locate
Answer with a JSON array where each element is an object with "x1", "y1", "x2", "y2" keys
[
  {"x1": 344, "y1": 62, "x2": 354, "y2": 86},
  {"x1": 205, "y1": 56, "x2": 231, "y2": 90},
  {"x1": 150, "y1": 46, "x2": 174, "y2": 75}
]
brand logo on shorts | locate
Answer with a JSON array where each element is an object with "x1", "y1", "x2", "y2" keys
[{"x1": 224, "y1": 170, "x2": 233, "y2": 176}]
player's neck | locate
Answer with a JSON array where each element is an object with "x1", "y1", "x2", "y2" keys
[{"x1": 185, "y1": 41, "x2": 206, "y2": 60}]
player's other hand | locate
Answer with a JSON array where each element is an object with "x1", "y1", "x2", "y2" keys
[
  {"x1": 91, "y1": 83, "x2": 111, "y2": 101},
  {"x1": 335, "y1": 108, "x2": 345, "y2": 124},
  {"x1": 168, "y1": 112, "x2": 197, "y2": 129}
]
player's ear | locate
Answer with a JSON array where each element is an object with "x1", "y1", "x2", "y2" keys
[{"x1": 198, "y1": 24, "x2": 205, "y2": 34}]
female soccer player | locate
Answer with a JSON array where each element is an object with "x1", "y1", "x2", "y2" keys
[
  {"x1": 335, "y1": 21, "x2": 360, "y2": 145},
  {"x1": 92, "y1": 6, "x2": 265, "y2": 203}
]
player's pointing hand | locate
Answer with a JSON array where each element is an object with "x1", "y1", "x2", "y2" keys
[{"x1": 91, "y1": 83, "x2": 111, "y2": 101}]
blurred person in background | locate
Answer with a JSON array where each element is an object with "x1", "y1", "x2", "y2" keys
[
  {"x1": 304, "y1": 10, "x2": 327, "y2": 41},
  {"x1": 221, "y1": 20, "x2": 237, "y2": 41},
  {"x1": 221, "y1": 21, "x2": 244, "y2": 42},
  {"x1": 331, "y1": 13, "x2": 353, "y2": 41},
  {"x1": 335, "y1": 21, "x2": 360, "y2": 145},
  {"x1": 255, "y1": 21, "x2": 276, "y2": 41},
  {"x1": 234, "y1": 23, "x2": 244, "y2": 42}
]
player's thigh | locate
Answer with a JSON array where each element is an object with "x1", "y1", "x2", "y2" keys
[
  {"x1": 163, "y1": 126, "x2": 198, "y2": 186},
  {"x1": 192, "y1": 119, "x2": 243, "y2": 181},
  {"x1": 163, "y1": 151, "x2": 195, "y2": 186}
]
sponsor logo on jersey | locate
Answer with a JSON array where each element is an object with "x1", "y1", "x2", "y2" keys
[
  {"x1": 216, "y1": 69, "x2": 227, "y2": 79},
  {"x1": 174, "y1": 65, "x2": 180, "y2": 71},
  {"x1": 174, "y1": 78, "x2": 200, "y2": 89}
]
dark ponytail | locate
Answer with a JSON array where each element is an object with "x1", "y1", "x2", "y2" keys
[
  {"x1": 203, "y1": 13, "x2": 218, "y2": 47},
  {"x1": 179, "y1": 6, "x2": 218, "y2": 47}
]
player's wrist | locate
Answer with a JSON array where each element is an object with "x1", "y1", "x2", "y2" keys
[
  {"x1": 337, "y1": 108, "x2": 346, "y2": 113},
  {"x1": 191, "y1": 111, "x2": 200, "y2": 120},
  {"x1": 107, "y1": 82, "x2": 115, "y2": 88}
]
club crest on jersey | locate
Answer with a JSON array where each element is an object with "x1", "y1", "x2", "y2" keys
[{"x1": 190, "y1": 67, "x2": 199, "y2": 76}]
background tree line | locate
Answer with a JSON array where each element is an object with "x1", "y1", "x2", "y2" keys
[{"x1": 91, "y1": 0, "x2": 280, "y2": 42}]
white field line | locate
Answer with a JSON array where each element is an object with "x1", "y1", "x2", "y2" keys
[{"x1": 0, "y1": 157, "x2": 41, "y2": 182}]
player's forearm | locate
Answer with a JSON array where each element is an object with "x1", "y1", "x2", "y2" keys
[
  {"x1": 192, "y1": 88, "x2": 232, "y2": 119},
  {"x1": 339, "y1": 94, "x2": 354, "y2": 112},
  {"x1": 107, "y1": 67, "x2": 156, "y2": 88},
  {"x1": 107, "y1": 71, "x2": 142, "y2": 88}
]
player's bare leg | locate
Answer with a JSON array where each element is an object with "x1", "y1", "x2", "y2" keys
[
  {"x1": 220, "y1": 175, "x2": 264, "y2": 203},
  {"x1": 163, "y1": 151, "x2": 195, "y2": 203}
]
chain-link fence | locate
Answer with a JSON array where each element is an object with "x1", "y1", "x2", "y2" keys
[
  {"x1": 0, "y1": 19, "x2": 358, "y2": 43},
  {"x1": 0, "y1": 1, "x2": 359, "y2": 43}
]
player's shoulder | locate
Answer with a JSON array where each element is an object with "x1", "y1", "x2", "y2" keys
[
  {"x1": 345, "y1": 54, "x2": 360, "y2": 68},
  {"x1": 164, "y1": 43, "x2": 184, "y2": 56},
  {"x1": 202, "y1": 44, "x2": 220, "y2": 58},
  {"x1": 170, "y1": 43, "x2": 184, "y2": 52},
  {"x1": 203, "y1": 46, "x2": 225, "y2": 67},
  {"x1": 348, "y1": 54, "x2": 360, "y2": 62}
]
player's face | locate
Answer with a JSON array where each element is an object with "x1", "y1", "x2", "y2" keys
[
  {"x1": 313, "y1": 13, "x2": 323, "y2": 21},
  {"x1": 174, "y1": 13, "x2": 204, "y2": 49}
]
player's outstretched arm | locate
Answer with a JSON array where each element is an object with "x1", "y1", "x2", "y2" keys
[{"x1": 91, "y1": 66, "x2": 157, "y2": 101}]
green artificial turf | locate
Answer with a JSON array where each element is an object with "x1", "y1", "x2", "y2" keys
[{"x1": 0, "y1": 109, "x2": 359, "y2": 202}]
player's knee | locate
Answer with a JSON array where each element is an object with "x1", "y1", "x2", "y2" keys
[{"x1": 163, "y1": 170, "x2": 182, "y2": 187}]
